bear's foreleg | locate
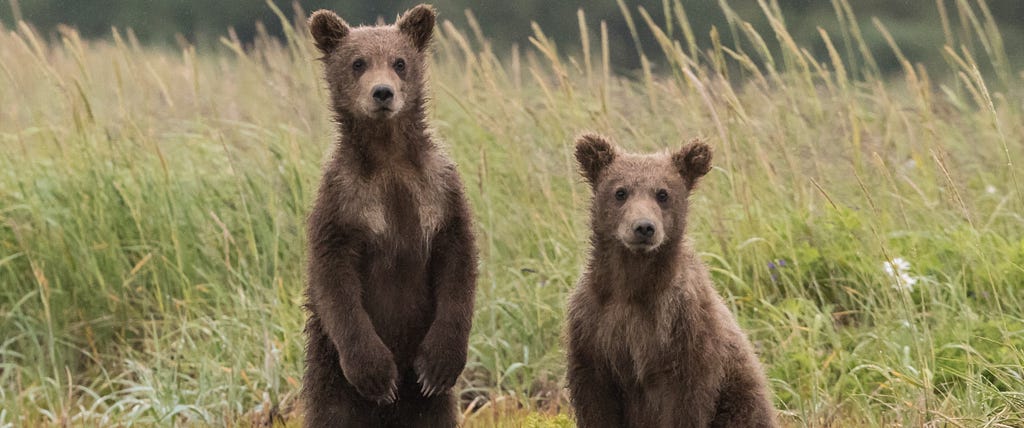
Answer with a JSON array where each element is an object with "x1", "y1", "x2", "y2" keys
[
  {"x1": 302, "y1": 316, "x2": 383, "y2": 427},
  {"x1": 307, "y1": 223, "x2": 399, "y2": 404},
  {"x1": 415, "y1": 188, "x2": 478, "y2": 397},
  {"x1": 709, "y1": 367, "x2": 777, "y2": 428},
  {"x1": 566, "y1": 343, "x2": 626, "y2": 427}
]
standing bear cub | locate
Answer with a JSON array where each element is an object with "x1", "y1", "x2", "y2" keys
[
  {"x1": 566, "y1": 134, "x2": 776, "y2": 427},
  {"x1": 302, "y1": 5, "x2": 477, "y2": 428}
]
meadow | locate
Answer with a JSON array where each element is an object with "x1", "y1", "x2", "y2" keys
[{"x1": 1, "y1": 0, "x2": 1023, "y2": 426}]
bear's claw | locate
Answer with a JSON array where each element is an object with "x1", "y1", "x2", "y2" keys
[
  {"x1": 340, "y1": 342, "x2": 399, "y2": 404},
  {"x1": 414, "y1": 351, "x2": 460, "y2": 397},
  {"x1": 382, "y1": 380, "x2": 398, "y2": 404}
]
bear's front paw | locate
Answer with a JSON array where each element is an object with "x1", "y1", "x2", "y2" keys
[
  {"x1": 341, "y1": 342, "x2": 399, "y2": 404},
  {"x1": 413, "y1": 339, "x2": 466, "y2": 397}
]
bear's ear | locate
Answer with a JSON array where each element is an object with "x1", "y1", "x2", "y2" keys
[
  {"x1": 309, "y1": 9, "x2": 350, "y2": 54},
  {"x1": 672, "y1": 139, "x2": 713, "y2": 189},
  {"x1": 575, "y1": 133, "x2": 617, "y2": 187},
  {"x1": 397, "y1": 4, "x2": 436, "y2": 52}
]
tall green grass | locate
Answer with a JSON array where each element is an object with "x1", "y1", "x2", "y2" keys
[{"x1": 1, "y1": 0, "x2": 1022, "y2": 426}]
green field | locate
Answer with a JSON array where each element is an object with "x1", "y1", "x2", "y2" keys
[{"x1": 2, "y1": 1, "x2": 1023, "y2": 426}]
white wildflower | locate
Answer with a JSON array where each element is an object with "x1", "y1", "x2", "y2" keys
[
  {"x1": 986, "y1": 185, "x2": 997, "y2": 195},
  {"x1": 883, "y1": 257, "x2": 919, "y2": 291},
  {"x1": 883, "y1": 257, "x2": 910, "y2": 276}
]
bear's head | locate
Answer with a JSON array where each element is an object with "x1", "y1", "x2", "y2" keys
[
  {"x1": 308, "y1": 5, "x2": 435, "y2": 120},
  {"x1": 575, "y1": 133, "x2": 712, "y2": 253}
]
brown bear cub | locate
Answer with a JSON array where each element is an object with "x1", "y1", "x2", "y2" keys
[
  {"x1": 566, "y1": 134, "x2": 776, "y2": 427},
  {"x1": 302, "y1": 5, "x2": 477, "y2": 428}
]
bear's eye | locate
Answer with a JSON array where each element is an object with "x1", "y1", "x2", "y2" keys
[
  {"x1": 614, "y1": 188, "x2": 628, "y2": 201},
  {"x1": 393, "y1": 58, "x2": 406, "y2": 72},
  {"x1": 352, "y1": 59, "x2": 367, "y2": 72},
  {"x1": 656, "y1": 189, "x2": 670, "y2": 203}
]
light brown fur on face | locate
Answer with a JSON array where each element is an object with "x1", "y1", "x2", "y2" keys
[
  {"x1": 310, "y1": 6, "x2": 433, "y2": 120},
  {"x1": 567, "y1": 133, "x2": 777, "y2": 427},
  {"x1": 575, "y1": 134, "x2": 703, "y2": 254},
  {"x1": 600, "y1": 155, "x2": 679, "y2": 252}
]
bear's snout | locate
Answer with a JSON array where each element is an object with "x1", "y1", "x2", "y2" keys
[
  {"x1": 353, "y1": 66, "x2": 406, "y2": 119},
  {"x1": 359, "y1": 77, "x2": 405, "y2": 119},
  {"x1": 618, "y1": 210, "x2": 665, "y2": 252},
  {"x1": 633, "y1": 219, "x2": 656, "y2": 239},
  {"x1": 372, "y1": 85, "x2": 395, "y2": 105}
]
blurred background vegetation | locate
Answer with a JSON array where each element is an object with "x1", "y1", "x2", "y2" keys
[
  {"x1": 3, "y1": 0, "x2": 1024, "y2": 75},
  {"x1": 2, "y1": 0, "x2": 1024, "y2": 426}
]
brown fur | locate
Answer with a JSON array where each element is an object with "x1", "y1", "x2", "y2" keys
[
  {"x1": 566, "y1": 134, "x2": 776, "y2": 427},
  {"x1": 302, "y1": 5, "x2": 478, "y2": 427}
]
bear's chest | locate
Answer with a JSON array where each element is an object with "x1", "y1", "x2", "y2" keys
[
  {"x1": 344, "y1": 170, "x2": 448, "y2": 247},
  {"x1": 592, "y1": 301, "x2": 675, "y2": 383}
]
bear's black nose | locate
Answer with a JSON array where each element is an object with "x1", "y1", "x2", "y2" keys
[
  {"x1": 633, "y1": 220, "x2": 656, "y2": 239},
  {"x1": 372, "y1": 85, "x2": 394, "y2": 104}
]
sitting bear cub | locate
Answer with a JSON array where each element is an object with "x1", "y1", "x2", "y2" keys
[{"x1": 566, "y1": 134, "x2": 776, "y2": 428}]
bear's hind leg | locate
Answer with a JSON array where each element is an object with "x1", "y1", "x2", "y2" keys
[{"x1": 391, "y1": 389, "x2": 458, "y2": 428}]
